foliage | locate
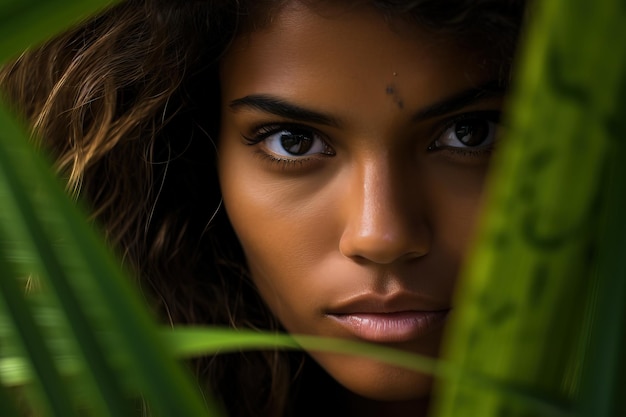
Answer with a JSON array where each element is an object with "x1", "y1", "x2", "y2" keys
[
  {"x1": 1, "y1": 1, "x2": 625, "y2": 416},
  {"x1": 431, "y1": 2, "x2": 626, "y2": 416}
]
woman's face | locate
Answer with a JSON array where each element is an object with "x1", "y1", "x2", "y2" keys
[{"x1": 218, "y1": 1, "x2": 504, "y2": 401}]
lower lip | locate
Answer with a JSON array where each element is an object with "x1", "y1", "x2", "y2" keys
[{"x1": 328, "y1": 310, "x2": 450, "y2": 343}]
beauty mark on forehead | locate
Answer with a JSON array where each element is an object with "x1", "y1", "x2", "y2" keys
[{"x1": 385, "y1": 83, "x2": 404, "y2": 110}]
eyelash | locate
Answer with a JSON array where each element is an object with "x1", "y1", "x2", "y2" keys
[{"x1": 242, "y1": 110, "x2": 502, "y2": 168}]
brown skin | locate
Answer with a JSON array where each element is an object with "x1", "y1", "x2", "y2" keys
[{"x1": 218, "y1": 2, "x2": 504, "y2": 416}]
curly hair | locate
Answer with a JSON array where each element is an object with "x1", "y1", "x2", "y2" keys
[{"x1": 0, "y1": 1, "x2": 527, "y2": 416}]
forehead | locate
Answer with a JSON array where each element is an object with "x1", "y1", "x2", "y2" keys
[{"x1": 219, "y1": 2, "x2": 494, "y2": 123}]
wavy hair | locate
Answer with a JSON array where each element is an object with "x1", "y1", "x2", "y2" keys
[{"x1": 0, "y1": 1, "x2": 527, "y2": 416}]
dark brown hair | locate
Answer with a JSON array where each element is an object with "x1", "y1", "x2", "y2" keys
[{"x1": 0, "y1": 1, "x2": 527, "y2": 415}]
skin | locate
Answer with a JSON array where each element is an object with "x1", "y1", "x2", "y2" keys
[{"x1": 218, "y1": 2, "x2": 505, "y2": 415}]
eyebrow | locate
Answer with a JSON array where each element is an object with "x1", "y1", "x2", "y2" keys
[
  {"x1": 229, "y1": 95, "x2": 341, "y2": 127},
  {"x1": 411, "y1": 79, "x2": 506, "y2": 121},
  {"x1": 228, "y1": 79, "x2": 505, "y2": 126}
]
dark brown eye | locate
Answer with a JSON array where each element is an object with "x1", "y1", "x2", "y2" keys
[
  {"x1": 261, "y1": 125, "x2": 332, "y2": 158},
  {"x1": 280, "y1": 132, "x2": 314, "y2": 155},
  {"x1": 432, "y1": 111, "x2": 501, "y2": 150},
  {"x1": 454, "y1": 119, "x2": 490, "y2": 146}
]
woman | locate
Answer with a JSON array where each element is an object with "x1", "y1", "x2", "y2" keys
[{"x1": 0, "y1": 1, "x2": 526, "y2": 416}]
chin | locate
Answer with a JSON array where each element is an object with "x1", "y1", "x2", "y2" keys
[{"x1": 310, "y1": 352, "x2": 435, "y2": 401}]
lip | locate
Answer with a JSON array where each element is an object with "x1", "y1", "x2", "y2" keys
[{"x1": 325, "y1": 293, "x2": 450, "y2": 343}]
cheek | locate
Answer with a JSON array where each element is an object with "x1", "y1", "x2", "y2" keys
[
  {"x1": 217, "y1": 149, "x2": 336, "y2": 319},
  {"x1": 429, "y1": 162, "x2": 490, "y2": 257},
  {"x1": 220, "y1": 192, "x2": 329, "y2": 329}
]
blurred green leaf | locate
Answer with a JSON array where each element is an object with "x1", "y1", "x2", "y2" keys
[
  {"x1": 0, "y1": 0, "x2": 115, "y2": 62},
  {"x1": 0, "y1": 254, "x2": 79, "y2": 417},
  {"x1": 0, "y1": 85, "x2": 219, "y2": 416},
  {"x1": 431, "y1": 1, "x2": 626, "y2": 417}
]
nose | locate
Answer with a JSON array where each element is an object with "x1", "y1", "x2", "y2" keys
[{"x1": 338, "y1": 158, "x2": 431, "y2": 264}]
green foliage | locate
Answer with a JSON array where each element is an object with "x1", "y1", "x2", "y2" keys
[
  {"x1": 1, "y1": 0, "x2": 625, "y2": 417},
  {"x1": 0, "y1": 2, "x2": 221, "y2": 415},
  {"x1": 430, "y1": 1, "x2": 626, "y2": 417},
  {"x1": 0, "y1": 79, "x2": 221, "y2": 417},
  {"x1": 0, "y1": 0, "x2": 113, "y2": 62}
]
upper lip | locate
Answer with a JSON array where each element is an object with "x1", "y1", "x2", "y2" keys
[{"x1": 325, "y1": 291, "x2": 449, "y2": 315}]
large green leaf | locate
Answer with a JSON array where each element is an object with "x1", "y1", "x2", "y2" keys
[
  {"x1": 0, "y1": 97, "x2": 223, "y2": 416},
  {"x1": 430, "y1": 1, "x2": 626, "y2": 417},
  {"x1": 0, "y1": 1, "x2": 226, "y2": 412}
]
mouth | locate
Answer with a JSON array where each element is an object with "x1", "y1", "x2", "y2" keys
[
  {"x1": 327, "y1": 310, "x2": 450, "y2": 343},
  {"x1": 325, "y1": 293, "x2": 450, "y2": 343}
]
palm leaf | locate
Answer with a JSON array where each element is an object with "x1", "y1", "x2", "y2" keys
[
  {"x1": 430, "y1": 1, "x2": 626, "y2": 417},
  {"x1": 0, "y1": 1, "x2": 222, "y2": 415},
  {"x1": 0, "y1": 90, "x2": 222, "y2": 417}
]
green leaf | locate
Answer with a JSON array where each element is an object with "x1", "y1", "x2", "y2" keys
[
  {"x1": 0, "y1": 0, "x2": 116, "y2": 62},
  {"x1": 0, "y1": 255, "x2": 79, "y2": 417},
  {"x1": 0, "y1": 383, "x2": 21, "y2": 417},
  {"x1": 430, "y1": 1, "x2": 626, "y2": 417},
  {"x1": 0, "y1": 96, "x2": 219, "y2": 416},
  {"x1": 578, "y1": 81, "x2": 626, "y2": 416}
]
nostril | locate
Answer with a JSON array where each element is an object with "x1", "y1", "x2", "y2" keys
[
  {"x1": 347, "y1": 250, "x2": 429, "y2": 266},
  {"x1": 338, "y1": 229, "x2": 430, "y2": 265}
]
